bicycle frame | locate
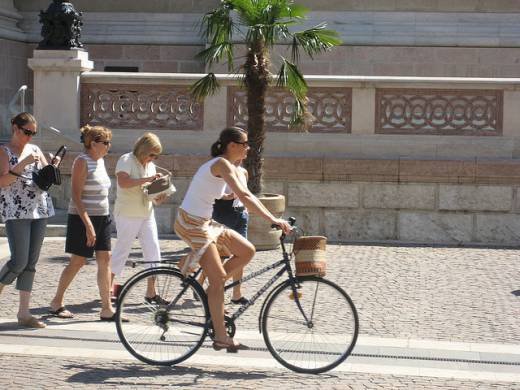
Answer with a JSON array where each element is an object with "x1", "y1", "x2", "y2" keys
[{"x1": 164, "y1": 228, "x2": 311, "y2": 329}]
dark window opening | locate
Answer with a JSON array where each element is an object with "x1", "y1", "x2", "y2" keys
[{"x1": 104, "y1": 66, "x2": 139, "y2": 72}]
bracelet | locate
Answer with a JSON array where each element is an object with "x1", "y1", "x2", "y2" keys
[{"x1": 8, "y1": 170, "x2": 23, "y2": 178}]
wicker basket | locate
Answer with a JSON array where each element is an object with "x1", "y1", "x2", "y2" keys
[{"x1": 293, "y1": 236, "x2": 327, "y2": 277}]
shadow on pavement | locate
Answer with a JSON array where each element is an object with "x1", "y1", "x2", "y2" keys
[
  {"x1": 31, "y1": 300, "x2": 102, "y2": 317},
  {"x1": 65, "y1": 363, "x2": 275, "y2": 385},
  {"x1": 512, "y1": 289, "x2": 520, "y2": 297}
]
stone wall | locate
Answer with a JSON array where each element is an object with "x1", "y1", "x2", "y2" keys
[
  {"x1": 47, "y1": 154, "x2": 520, "y2": 246},
  {"x1": 0, "y1": 38, "x2": 32, "y2": 137}
]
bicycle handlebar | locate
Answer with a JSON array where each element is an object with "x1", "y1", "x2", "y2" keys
[{"x1": 270, "y1": 216, "x2": 296, "y2": 230}]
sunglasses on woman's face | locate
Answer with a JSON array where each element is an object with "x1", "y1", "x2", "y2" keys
[
  {"x1": 94, "y1": 139, "x2": 111, "y2": 146},
  {"x1": 19, "y1": 126, "x2": 37, "y2": 137},
  {"x1": 148, "y1": 153, "x2": 159, "y2": 159},
  {"x1": 234, "y1": 140, "x2": 250, "y2": 146}
]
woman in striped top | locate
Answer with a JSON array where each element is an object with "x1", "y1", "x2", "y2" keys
[{"x1": 49, "y1": 125, "x2": 115, "y2": 321}]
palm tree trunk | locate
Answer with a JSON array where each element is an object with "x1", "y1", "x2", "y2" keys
[{"x1": 244, "y1": 41, "x2": 269, "y2": 194}]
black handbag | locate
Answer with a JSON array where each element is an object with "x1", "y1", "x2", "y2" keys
[{"x1": 32, "y1": 145, "x2": 67, "y2": 191}]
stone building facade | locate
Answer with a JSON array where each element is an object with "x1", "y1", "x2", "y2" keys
[{"x1": 1, "y1": 1, "x2": 520, "y2": 244}]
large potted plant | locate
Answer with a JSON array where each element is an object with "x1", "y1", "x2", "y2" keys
[{"x1": 192, "y1": 0, "x2": 340, "y2": 248}]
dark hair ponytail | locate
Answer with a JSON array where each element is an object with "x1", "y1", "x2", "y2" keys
[{"x1": 210, "y1": 126, "x2": 247, "y2": 157}]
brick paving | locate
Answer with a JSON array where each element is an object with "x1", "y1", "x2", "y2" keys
[
  {"x1": 1, "y1": 353, "x2": 518, "y2": 389},
  {"x1": 0, "y1": 237, "x2": 519, "y2": 388}
]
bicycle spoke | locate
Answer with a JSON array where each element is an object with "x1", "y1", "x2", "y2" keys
[
  {"x1": 262, "y1": 277, "x2": 358, "y2": 374},
  {"x1": 116, "y1": 269, "x2": 208, "y2": 366}
]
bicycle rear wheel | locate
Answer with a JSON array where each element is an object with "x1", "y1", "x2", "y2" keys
[
  {"x1": 261, "y1": 276, "x2": 358, "y2": 373},
  {"x1": 116, "y1": 268, "x2": 208, "y2": 366}
]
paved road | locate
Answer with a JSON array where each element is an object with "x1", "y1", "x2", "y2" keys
[{"x1": 0, "y1": 237, "x2": 519, "y2": 388}]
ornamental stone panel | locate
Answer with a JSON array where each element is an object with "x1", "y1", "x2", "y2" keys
[
  {"x1": 228, "y1": 87, "x2": 352, "y2": 133},
  {"x1": 376, "y1": 88, "x2": 503, "y2": 135},
  {"x1": 438, "y1": 185, "x2": 513, "y2": 211},
  {"x1": 399, "y1": 212, "x2": 473, "y2": 244},
  {"x1": 80, "y1": 83, "x2": 203, "y2": 130},
  {"x1": 475, "y1": 214, "x2": 520, "y2": 244},
  {"x1": 288, "y1": 182, "x2": 359, "y2": 208},
  {"x1": 324, "y1": 209, "x2": 396, "y2": 241},
  {"x1": 363, "y1": 183, "x2": 436, "y2": 210}
]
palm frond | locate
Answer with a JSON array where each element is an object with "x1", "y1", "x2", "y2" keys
[
  {"x1": 292, "y1": 23, "x2": 342, "y2": 61},
  {"x1": 190, "y1": 73, "x2": 220, "y2": 101},
  {"x1": 195, "y1": 43, "x2": 234, "y2": 70},
  {"x1": 275, "y1": 57, "x2": 307, "y2": 100},
  {"x1": 199, "y1": 4, "x2": 234, "y2": 47}
]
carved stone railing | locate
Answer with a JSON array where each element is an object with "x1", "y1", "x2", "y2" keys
[
  {"x1": 80, "y1": 83, "x2": 203, "y2": 130},
  {"x1": 228, "y1": 86, "x2": 352, "y2": 133},
  {"x1": 376, "y1": 88, "x2": 503, "y2": 136}
]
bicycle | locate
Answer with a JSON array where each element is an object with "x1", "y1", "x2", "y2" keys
[{"x1": 115, "y1": 218, "x2": 359, "y2": 374}]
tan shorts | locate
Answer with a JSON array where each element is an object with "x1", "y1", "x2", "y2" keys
[{"x1": 174, "y1": 208, "x2": 232, "y2": 274}]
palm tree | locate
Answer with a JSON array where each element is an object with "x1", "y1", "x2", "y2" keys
[{"x1": 191, "y1": 0, "x2": 341, "y2": 194}]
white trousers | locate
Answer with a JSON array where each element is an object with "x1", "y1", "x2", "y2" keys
[{"x1": 111, "y1": 212, "x2": 161, "y2": 277}]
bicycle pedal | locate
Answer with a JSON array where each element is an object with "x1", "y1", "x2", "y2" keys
[{"x1": 289, "y1": 291, "x2": 302, "y2": 300}]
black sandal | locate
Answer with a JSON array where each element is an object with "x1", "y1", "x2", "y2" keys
[
  {"x1": 230, "y1": 296, "x2": 249, "y2": 305},
  {"x1": 145, "y1": 295, "x2": 170, "y2": 305}
]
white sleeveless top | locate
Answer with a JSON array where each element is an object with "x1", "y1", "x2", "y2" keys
[{"x1": 181, "y1": 157, "x2": 226, "y2": 219}]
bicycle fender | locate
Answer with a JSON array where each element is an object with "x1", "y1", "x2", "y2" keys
[{"x1": 258, "y1": 279, "x2": 293, "y2": 334}]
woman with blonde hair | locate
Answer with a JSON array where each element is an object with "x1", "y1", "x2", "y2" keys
[
  {"x1": 49, "y1": 125, "x2": 115, "y2": 320},
  {"x1": 110, "y1": 132, "x2": 170, "y2": 303},
  {"x1": 0, "y1": 112, "x2": 58, "y2": 328}
]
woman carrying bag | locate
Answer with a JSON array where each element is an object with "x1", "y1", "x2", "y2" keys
[
  {"x1": 0, "y1": 112, "x2": 58, "y2": 328},
  {"x1": 110, "y1": 132, "x2": 170, "y2": 303}
]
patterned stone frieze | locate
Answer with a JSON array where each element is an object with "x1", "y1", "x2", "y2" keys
[
  {"x1": 80, "y1": 83, "x2": 203, "y2": 130},
  {"x1": 228, "y1": 87, "x2": 352, "y2": 133},
  {"x1": 376, "y1": 89, "x2": 503, "y2": 135}
]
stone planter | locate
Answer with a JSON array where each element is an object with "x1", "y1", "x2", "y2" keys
[{"x1": 247, "y1": 193, "x2": 286, "y2": 250}]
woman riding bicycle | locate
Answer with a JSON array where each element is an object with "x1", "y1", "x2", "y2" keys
[{"x1": 174, "y1": 126, "x2": 291, "y2": 352}]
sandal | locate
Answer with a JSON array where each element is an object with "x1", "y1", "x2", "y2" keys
[
  {"x1": 230, "y1": 296, "x2": 249, "y2": 305},
  {"x1": 144, "y1": 295, "x2": 170, "y2": 305},
  {"x1": 100, "y1": 314, "x2": 129, "y2": 323},
  {"x1": 18, "y1": 316, "x2": 46, "y2": 329},
  {"x1": 49, "y1": 306, "x2": 74, "y2": 319},
  {"x1": 212, "y1": 338, "x2": 250, "y2": 353}
]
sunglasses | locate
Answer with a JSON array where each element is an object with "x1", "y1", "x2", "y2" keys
[
  {"x1": 94, "y1": 139, "x2": 111, "y2": 146},
  {"x1": 149, "y1": 153, "x2": 159, "y2": 159},
  {"x1": 234, "y1": 140, "x2": 250, "y2": 146},
  {"x1": 19, "y1": 126, "x2": 37, "y2": 137}
]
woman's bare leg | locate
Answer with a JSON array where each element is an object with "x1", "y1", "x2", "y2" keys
[
  {"x1": 199, "y1": 243, "x2": 229, "y2": 342},
  {"x1": 50, "y1": 255, "x2": 86, "y2": 311},
  {"x1": 95, "y1": 250, "x2": 114, "y2": 317},
  {"x1": 219, "y1": 230, "x2": 255, "y2": 300}
]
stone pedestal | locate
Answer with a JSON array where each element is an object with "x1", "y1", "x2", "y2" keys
[{"x1": 28, "y1": 49, "x2": 93, "y2": 148}]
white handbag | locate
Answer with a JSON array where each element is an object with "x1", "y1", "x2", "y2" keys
[{"x1": 142, "y1": 165, "x2": 176, "y2": 200}]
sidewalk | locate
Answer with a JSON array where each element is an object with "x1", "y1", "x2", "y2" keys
[{"x1": 0, "y1": 237, "x2": 519, "y2": 388}]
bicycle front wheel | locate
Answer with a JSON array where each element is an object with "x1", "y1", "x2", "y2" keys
[
  {"x1": 116, "y1": 268, "x2": 208, "y2": 366},
  {"x1": 261, "y1": 276, "x2": 358, "y2": 374}
]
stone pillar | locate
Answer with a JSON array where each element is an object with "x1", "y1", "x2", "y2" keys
[
  {"x1": 28, "y1": 49, "x2": 93, "y2": 148},
  {"x1": 351, "y1": 87, "x2": 375, "y2": 135}
]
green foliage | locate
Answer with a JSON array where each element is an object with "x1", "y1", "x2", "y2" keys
[{"x1": 193, "y1": 0, "x2": 341, "y2": 192}]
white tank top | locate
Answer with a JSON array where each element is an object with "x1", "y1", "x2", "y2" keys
[{"x1": 181, "y1": 157, "x2": 226, "y2": 219}]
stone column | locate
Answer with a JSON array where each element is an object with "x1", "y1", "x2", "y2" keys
[{"x1": 28, "y1": 49, "x2": 93, "y2": 149}]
